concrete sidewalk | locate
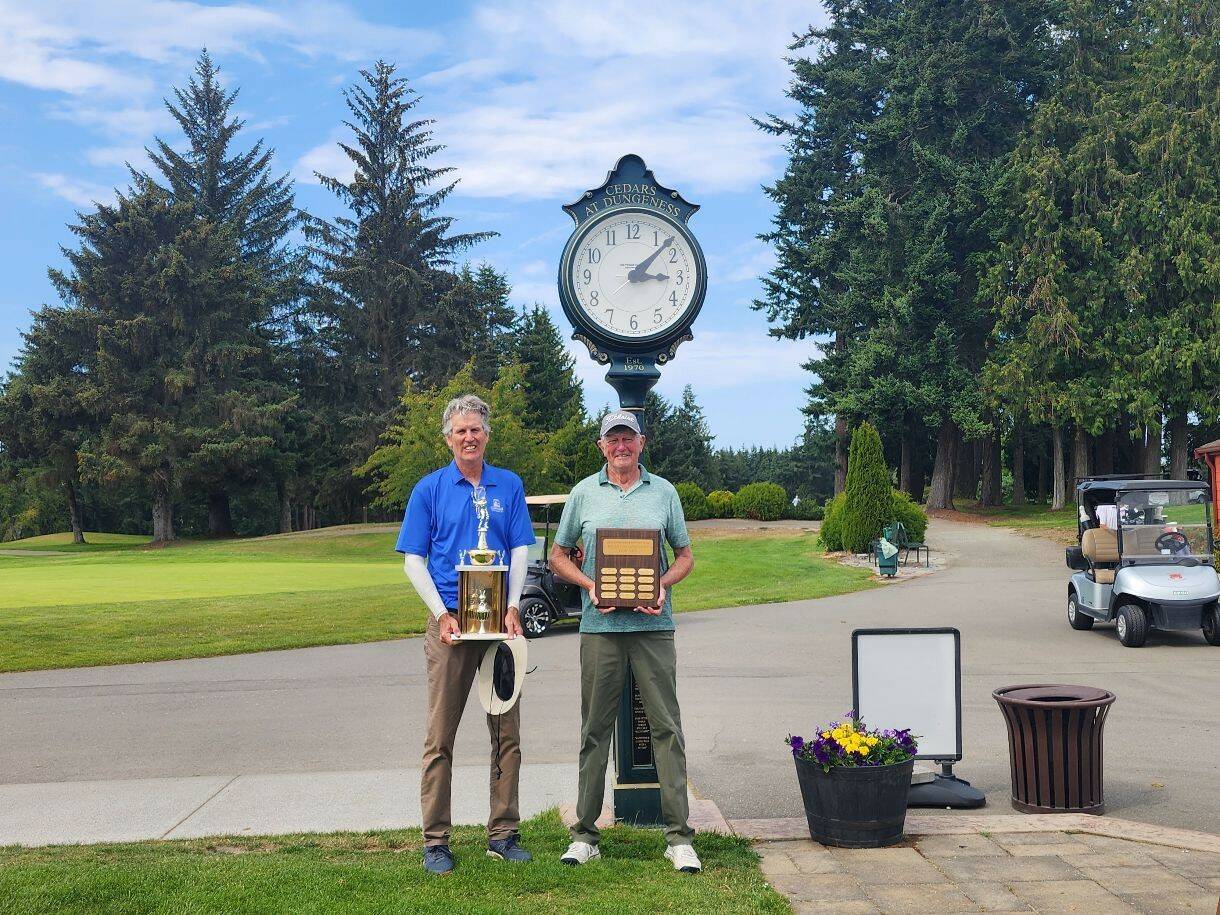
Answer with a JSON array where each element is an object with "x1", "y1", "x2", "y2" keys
[
  {"x1": 0, "y1": 763, "x2": 577, "y2": 846},
  {"x1": 741, "y1": 814, "x2": 1220, "y2": 914}
]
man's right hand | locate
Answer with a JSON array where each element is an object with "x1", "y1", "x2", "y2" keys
[
  {"x1": 587, "y1": 584, "x2": 614, "y2": 614},
  {"x1": 438, "y1": 613, "x2": 461, "y2": 645}
]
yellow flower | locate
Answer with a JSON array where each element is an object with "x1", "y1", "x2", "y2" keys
[
  {"x1": 821, "y1": 731, "x2": 831, "y2": 740},
  {"x1": 866, "y1": 736, "x2": 879, "y2": 747},
  {"x1": 831, "y1": 727, "x2": 846, "y2": 741}
]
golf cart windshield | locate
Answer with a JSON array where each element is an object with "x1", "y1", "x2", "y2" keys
[{"x1": 1117, "y1": 488, "x2": 1210, "y2": 560}]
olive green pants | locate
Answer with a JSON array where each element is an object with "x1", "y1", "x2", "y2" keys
[{"x1": 572, "y1": 630, "x2": 694, "y2": 847}]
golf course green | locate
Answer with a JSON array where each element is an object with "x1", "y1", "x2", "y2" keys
[{"x1": 0, "y1": 525, "x2": 875, "y2": 673}]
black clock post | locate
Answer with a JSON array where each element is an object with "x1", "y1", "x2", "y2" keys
[{"x1": 557, "y1": 154, "x2": 707, "y2": 826}]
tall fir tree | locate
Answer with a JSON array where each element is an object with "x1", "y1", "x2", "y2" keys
[
  {"x1": 139, "y1": 49, "x2": 299, "y2": 534},
  {"x1": 50, "y1": 188, "x2": 276, "y2": 542},
  {"x1": 511, "y1": 305, "x2": 584, "y2": 432},
  {"x1": 304, "y1": 61, "x2": 501, "y2": 518}
]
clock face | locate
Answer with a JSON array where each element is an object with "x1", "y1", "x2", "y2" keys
[{"x1": 565, "y1": 209, "x2": 702, "y2": 342}]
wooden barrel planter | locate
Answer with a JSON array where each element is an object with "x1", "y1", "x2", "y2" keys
[{"x1": 793, "y1": 756, "x2": 914, "y2": 848}]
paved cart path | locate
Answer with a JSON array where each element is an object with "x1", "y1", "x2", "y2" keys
[{"x1": 2, "y1": 517, "x2": 1218, "y2": 843}]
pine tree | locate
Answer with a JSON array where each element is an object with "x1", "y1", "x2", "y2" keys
[
  {"x1": 50, "y1": 188, "x2": 272, "y2": 542},
  {"x1": 840, "y1": 421, "x2": 893, "y2": 553},
  {"x1": 511, "y1": 305, "x2": 584, "y2": 432},
  {"x1": 655, "y1": 386, "x2": 714, "y2": 485},
  {"x1": 139, "y1": 49, "x2": 299, "y2": 534},
  {"x1": 0, "y1": 306, "x2": 96, "y2": 542}
]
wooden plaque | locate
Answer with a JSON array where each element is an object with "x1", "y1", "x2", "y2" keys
[{"x1": 595, "y1": 528, "x2": 662, "y2": 608}]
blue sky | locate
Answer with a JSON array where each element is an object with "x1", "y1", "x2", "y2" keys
[{"x1": 0, "y1": 0, "x2": 827, "y2": 448}]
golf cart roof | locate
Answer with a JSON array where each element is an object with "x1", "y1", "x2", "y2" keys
[
  {"x1": 525, "y1": 494, "x2": 569, "y2": 506},
  {"x1": 1077, "y1": 478, "x2": 1206, "y2": 496}
]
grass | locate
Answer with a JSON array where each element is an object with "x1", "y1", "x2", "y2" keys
[
  {"x1": 0, "y1": 811, "x2": 790, "y2": 915},
  {"x1": 948, "y1": 499, "x2": 1080, "y2": 536},
  {"x1": 0, "y1": 527, "x2": 875, "y2": 673},
  {"x1": 0, "y1": 531, "x2": 152, "y2": 553}
]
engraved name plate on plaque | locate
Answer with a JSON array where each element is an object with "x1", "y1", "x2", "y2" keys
[{"x1": 595, "y1": 528, "x2": 662, "y2": 608}]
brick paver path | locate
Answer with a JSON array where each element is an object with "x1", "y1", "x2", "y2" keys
[{"x1": 757, "y1": 831, "x2": 1219, "y2": 914}]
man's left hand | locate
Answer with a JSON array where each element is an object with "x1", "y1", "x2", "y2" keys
[
  {"x1": 634, "y1": 583, "x2": 666, "y2": 616},
  {"x1": 505, "y1": 606, "x2": 524, "y2": 638}
]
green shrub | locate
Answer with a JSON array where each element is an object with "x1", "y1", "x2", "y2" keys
[
  {"x1": 674, "y1": 482, "x2": 710, "y2": 521},
  {"x1": 732, "y1": 482, "x2": 788, "y2": 521},
  {"x1": 841, "y1": 422, "x2": 893, "y2": 553},
  {"x1": 890, "y1": 490, "x2": 928, "y2": 542},
  {"x1": 707, "y1": 490, "x2": 734, "y2": 518},
  {"x1": 783, "y1": 498, "x2": 824, "y2": 521},
  {"x1": 819, "y1": 492, "x2": 847, "y2": 550}
]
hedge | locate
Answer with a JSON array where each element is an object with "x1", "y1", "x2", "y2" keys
[
  {"x1": 675, "y1": 482, "x2": 710, "y2": 521},
  {"x1": 732, "y1": 482, "x2": 788, "y2": 521}
]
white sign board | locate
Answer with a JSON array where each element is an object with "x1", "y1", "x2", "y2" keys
[{"x1": 852, "y1": 629, "x2": 960, "y2": 761}]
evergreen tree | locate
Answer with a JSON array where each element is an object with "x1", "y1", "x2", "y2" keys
[
  {"x1": 139, "y1": 49, "x2": 299, "y2": 534},
  {"x1": 0, "y1": 306, "x2": 95, "y2": 542},
  {"x1": 840, "y1": 421, "x2": 893, "y2": 553},
  {"x1": 50, "y1": 188, "x2": 273, "y2": 542},
  {"x1": 512, "y1": 305, "x2": 584, "y2": 431},
  {"x1": 305, "y1": 61, "x2": 500, "y2": 517},
  {"x1": 655, "y1": 386, "x2": 714, "y2": 485}
]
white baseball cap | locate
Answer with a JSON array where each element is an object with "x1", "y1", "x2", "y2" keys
[{"x1": 599, "y1": 410, "x2": 642, "y2": 437}]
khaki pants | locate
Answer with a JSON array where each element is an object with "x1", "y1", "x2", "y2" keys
[
  {"x1": 421, "y1": 614, "x2": 522, "y2": 846},
  {"x1": 571, "y1": 630, "x2": 694, "y2": 847}
]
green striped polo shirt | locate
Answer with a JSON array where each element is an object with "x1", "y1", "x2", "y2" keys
[{"x1": 553, "y1": 463, "x2": 691, "y2": 633}]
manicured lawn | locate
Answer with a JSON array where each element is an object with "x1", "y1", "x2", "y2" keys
[
  {"x1": 0, "y1": 526, "x2": 875, "y2": 673},
  {"x1": 0, "y1": 811, "x2": 789, "y2": 915},
  {"x1": 0, "y1": 531, "x2": 152, "y2": 553},
  {"x1": 951, "y1": 500, "x2": 1080, "y2": 534}
]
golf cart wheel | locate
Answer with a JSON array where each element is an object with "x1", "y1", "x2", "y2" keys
[
  {"x1": 1067, "y1": 592, "x2": 1094, "y2": 630},
  {"x1": 1116, "y1": 603, "x2": 1148, "y2": 648},
  {"x1": 520, "y1": 598, "x2": 553, "y2": 639},
  {"x1": 1203, "y1": 603, "x2": 1220, "y2": 646}
]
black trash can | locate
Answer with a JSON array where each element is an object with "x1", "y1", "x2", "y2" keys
[{"x1": 993, "y1": 684, "x2": 1115, "y2": 814}]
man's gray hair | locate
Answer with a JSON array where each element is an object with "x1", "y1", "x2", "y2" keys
[{"x1": 442, "y1": 394, "x2": 491, "y2": 436}]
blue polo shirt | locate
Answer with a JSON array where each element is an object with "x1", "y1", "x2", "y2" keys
[{"x1": 395, "y1": 460, "x2": 535, "y2": 610}]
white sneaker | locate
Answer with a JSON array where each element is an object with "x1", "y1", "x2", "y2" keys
[
  {"x1": 560, "y1": 841, "x2": 600, "y2": 866},
  {"x1": 665, "y1": 843, "x2": 701, "y2": 873}
]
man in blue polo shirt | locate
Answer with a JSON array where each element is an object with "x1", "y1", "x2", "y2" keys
[{"x1": 396, "y1": 394, "x2": 536, "y2": 875}]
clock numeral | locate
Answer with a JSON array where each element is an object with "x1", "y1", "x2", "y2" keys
[
  {"x1": 589, "y1": 248, "x2": 601, "y2": 264},
  {"x1": 583, "y1": 269, "x2": 591, "y2": 284},
  {"x1": 653, "y1": 230, "x2": 659, "y2": 245},
  {"x1": 605, "y1": 230, "x2": 616, "y2": 246},
  {"x1": 675, "y1": 270, "x2": 683, "y2": 285},
  {"x1": 669, "y1": 291, "x2": 678, "y2": 305},
  {"x1": 654, "y1": 308, "x2": 663, "y2": 324},
  {"x1": 590, "y1": 291, "x2": 599, "y2": 306},
  {"x1": 669, "y1": 248, "x2": 678, "y2": 263},
  {"x1": 627, "y1": 224, "x2": 640, "y2": 240},
  {"x1": 630, "y1": 315, "x2": 639, "y2": 330},
  {"x1": 604, "y1": 308, "x2": 615, "y2": 324}
]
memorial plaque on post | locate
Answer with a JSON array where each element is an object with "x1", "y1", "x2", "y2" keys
[{"x1": 595, "y1": 528, "x2": 662, "y2": 608}]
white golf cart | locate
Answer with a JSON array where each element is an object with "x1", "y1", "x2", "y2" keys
[
  {"x1": 518, "y1": 494, "x2": 583, "y2": 638},
  {"x1": 1066, "y1": 476, "x2": 1220, "y2": 647}
]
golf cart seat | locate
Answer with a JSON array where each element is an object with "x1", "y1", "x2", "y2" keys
[{"x1": 1081, "y1": 527, "x2": 1118, "y2": 584}]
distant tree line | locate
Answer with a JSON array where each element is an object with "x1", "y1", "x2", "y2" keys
[
  {"x1": 0, "y1": 52, "x2": 830, "y2": 543},
  {"x1": 759, "y1": 0, "x2": 1219, "y2": 509}
]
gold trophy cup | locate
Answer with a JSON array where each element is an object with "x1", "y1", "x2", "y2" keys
[{"x1": 456, "y1": 486, "x2": 508, "y2": 640}]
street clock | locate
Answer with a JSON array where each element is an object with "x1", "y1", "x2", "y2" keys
[{"x1": 558, "y1": 154, "x2": 707, "y2": 394}]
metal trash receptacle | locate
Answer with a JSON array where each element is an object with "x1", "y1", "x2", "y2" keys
[{"x1": 993, "y1": 684, "x2": 1116, "y2": 815}]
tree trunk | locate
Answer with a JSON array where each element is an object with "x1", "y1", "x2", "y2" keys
[
  {"x1": 899, "y1": 427, "x2": 913, "y2": 496},
  {"x1": 1168, "y1": 411, "x2": 1189, "y2": 479},
  {"x1": 65, "y1": 479, "x2": 86, "y2": 544},
  {"x1": 278, "y1": 483, "x2": 293, "y2": 534},
  {"x1": 926, "y1": 418, "x2": 957, "y2": 510},
  {"x1": 1051, "y1": 425, "x2": 1066, "y2": 510},
  {"x1": 1036, "y1": 441, "x2": 1047, "y2": 504},
  {"x1": 207, "y1": 491, "x2": 236, "y2": 537},
  {"x1": 979, "y1": 430, "x2": 1002, "y2": 506},
  {"x1": 954, "y1": 437, "x2": 978, "y2": 500},
  {"x1": 834, "y1": 412, "x2": 848, "y2": 496},
  {"x1": 1011, "y1": 420, "x2": 1026, "y2": 506},
  {"x1": 1073, "y1": 426, "x2": 1090, "y2": 485},
  {"x1": 152, "y1": 477, "x2": 175, "y2": 543},
  {"x1": 1094, "y1": 427, "x2": 1114, "y2": 476},
  {"x1": 1142, "y1": 415, "x2": 1162, "y2": 476}
]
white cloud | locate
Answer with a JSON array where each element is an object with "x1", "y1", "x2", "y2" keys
[
  {"x1": 709, "y1": 239, "x2": 776, "y2": 285},
  {"x1": 398, "y1": 0, "x2": 826, "y2": 202},
  {"x1": 33, "y1": 172, "x2": 116, "y2": 208}
]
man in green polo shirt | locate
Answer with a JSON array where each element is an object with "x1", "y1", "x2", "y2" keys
[{"x1": 549, "y1": 409, "x2": 700, "y2": 874}]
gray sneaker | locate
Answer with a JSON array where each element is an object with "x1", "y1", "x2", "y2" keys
[
  {"x1": 487, "y1": 834, "x2": 532, "y2": 863},
  {"x1": 560, "y1": 840, "x2": 600, "y2": 865},
  {"x1": 423, "y1": 844, "x2": 454, "y2": 875}
]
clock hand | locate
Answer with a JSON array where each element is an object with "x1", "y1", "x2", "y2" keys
[
  {"x1": 639, "y1": 271, "x2": 669, "y2": 281},
  {"x1": 628, "y1": 237, "x2": 674, "y2": 282}
]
